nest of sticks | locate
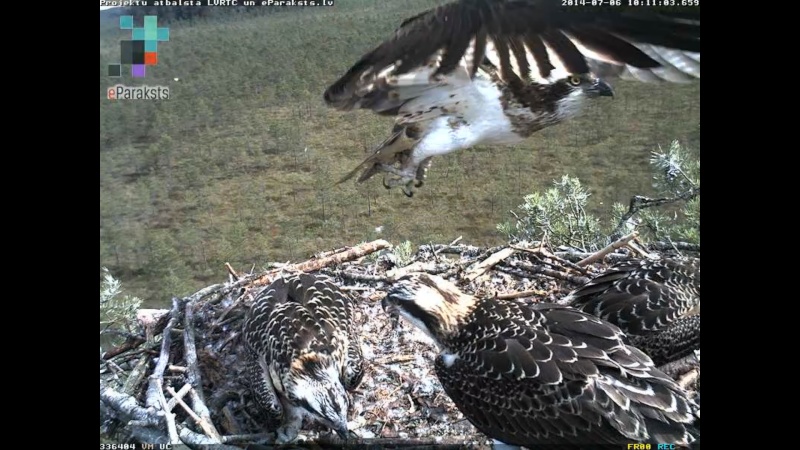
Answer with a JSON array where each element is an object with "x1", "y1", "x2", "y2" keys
[{"x1": 100, "y1": 235, "x2": 700, "y2": 449}]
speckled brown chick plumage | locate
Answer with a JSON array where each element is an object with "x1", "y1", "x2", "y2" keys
[
  {"x1": 383, "y1": 273, "x2": 699, "y2": 447},
  {"x1": 565, "y1": 257, "x2": 700, "y2": 366},
  {"x1": 242, "y1": 273, "x2": 365, "y2": 443}
]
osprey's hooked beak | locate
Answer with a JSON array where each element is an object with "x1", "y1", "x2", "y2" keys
[{"x1": 588, "y1": 79, "x2": 614, "y2": 98}]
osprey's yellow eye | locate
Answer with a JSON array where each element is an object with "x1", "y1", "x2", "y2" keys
[{"x1": 568, "y1": 75, "x2": 582, "y2": 86}]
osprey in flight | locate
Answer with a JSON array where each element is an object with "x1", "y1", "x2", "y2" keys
[
  {"x1": 242, "y1": 274, "x2": 365, "y2": 443},
  {"x1": 324, "y1": 0, "x2": 700, "y2": 196},
  {"x1": 383, "y1": 273, "x2": 699, "y2": 446},
  {"x1": 565, "y1": 257, "x2": 700, "y2": 367}
]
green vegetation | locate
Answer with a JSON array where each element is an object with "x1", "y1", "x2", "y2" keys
[
  {"x1": 498, "y1": 140, "x2": 700, "y2": 251},
  {"x1": 100, "y1": 0, "x2": 700, "y2": 307},
  {"x1": 100, "y1": 268, "x2": 142, "y2": 350}
]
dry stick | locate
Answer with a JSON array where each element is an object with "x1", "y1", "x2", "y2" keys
[
  {"x1": 387, "y1": 261, "x2": 454, "y2": 281},
  {"x1": 101, "y1": 335, "x2": 146, "y2": 360},
  {"x1": 221, "y1": 433, "x2": 272, "y2": 443},
  {"x1": 100, "y1": 381, "x2": 161, "y2": 427},
  {"x1": 122, "y1": 355, "x2": 150, "y2": 395},
  {"x1": 609, "y1": 187, "x2": 701, "y2": 241},
  {"x1": 166, "y1": 383, "x2": 193, "y2": 411},
  {"x1": 246, "y1": 239, "x2": 393, "y2": 288},
  {"x1": 495, "y1": 289, "x2": 548, "y2": 300},
  {"x1": 373, "y1": 354, "x2": 416, "y2": 365},
  {"x1": 577, "y1": 232, "x2": 639, "y2": 267},
  {"x1": 511, "y1": 245, "x2": 588, "y2": 275},
  {"x1": 626, "y1": 239, "x2": 654, "y2": 259},
  {"x1": 224, "y1": 262, "x2": 240, "y2": 280},
  {"x1": 155, "y1": 377, "x2": 180, "y2": 444},
  {"x1": 316, "y1": 435, "x2": 475, "y2": 448},
  {"x1": 505, "y1": 261, "x2": 592, "y2": 286},
  {"x1": 465, "y1": 247, "x2": 515, "y2": 281},
  {"x1": 184, "y1": 301, "x2": 222, "y2": 442},
  {"x1": 167, "y1": 386, "x2": 222, "y2": 443},
  {"x1": 168, "y1": 364, "x2": 187, "y2": 373},
  {"x1": 146, "y1": 297, "x2": 181, "y2": 410}
]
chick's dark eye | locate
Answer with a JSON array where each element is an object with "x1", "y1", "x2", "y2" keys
[{"x1": 568, "y1": 76, "x2": 581, "y2": 86}]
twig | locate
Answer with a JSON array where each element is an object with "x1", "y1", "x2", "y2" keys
[
  {"x1": 465, "y1": 247, "x2": 515, "y2": 281},
  {"x1": 609, "y1": 187, "x2": 701, "y2": 241},
  {"x1": 626, "y1": 239, "x2": 654, "y2": 259},
  {"x1": 246, "y1": 239, "x2": 393, "y2": 288},
  {"x1": 224, "y1": 262, "x2": 240, "y2": 280},
  {"x1": 101, "y1": 334, "x2": 146, "y2": 360},
  {"x1": 495, "y1": 289, "x2": 548, "y2": 300},
  {"x1": 373, "y1": 354, "x2": 416, "y2": 365},
  {"x1": 155, "y1": 378, "x2": 180, "y2": 444},
  {"x1": 502, "y1": 261, "x2": 591, "y2": 286},
  {"x1": 167, "y1": 386, "x2": 222, "y2": 443},
  {"x1": 168, "y1": 364, "x2": 188, "y2": 373},
  {"x1": 146, "y1": 297, "x2": 182, "y2": 410},
  {"x1": 176, "y1": 424, "x2": 245, "y2": 448},
  {"x1": 511, "y1": 245, "x2": 588, "y2": 274},
  {"x1": 166, "y1": 383, "x2": 193, "y2": 411},
  {"x1": 122, "y1": 355, "x2": 149, "y2": 395},
  {"x1": 184, "y1": 301, "x2": 222, "y2": 441},
  {"x1": 100, "y1": 381, "x2": 160, "y2": 427},
  {"x1": 315, "y1": 435, "x2": 476, "y2": 448},
  {"x1": 221, "y1": 433, "x2": 272, "y2": 443},
  {"x1": 577, "y1": 232, "x2": 638, "y2": 266},
  {"x1": 388, "y1": 261, "x2": 454, "y2": 281}
]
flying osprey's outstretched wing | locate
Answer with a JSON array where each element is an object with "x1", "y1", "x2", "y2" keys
[
  {"x1": 324, "y1": 0, "x2": 700, "y2": 114},
  {"x1": 323, "y1": 0, "x2": 699, "y2": 196}
]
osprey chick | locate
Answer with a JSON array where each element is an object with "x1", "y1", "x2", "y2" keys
[
  {"x1": 325, "y1": 0, "x2": 700, "y2": 197},
  {"x1": 242, "y1": 274, "x2": 365, "y2": 443},
  {"x1": 565, "y1": 257, "x2": 700, "y2": 366},
  {"x1": 383, "y1": 273, "x2": 698, "y2": 446}
]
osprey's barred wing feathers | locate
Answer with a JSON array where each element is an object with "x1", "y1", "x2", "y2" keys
[
  {"x1": 242, "y1": 273, "x2": 365, "y2": 396},
  {"x1": 324, "y1": 0, "x2": 700, "y2": 114},
  {"x1": 384, "y1": 274, "x2": 698, "y2": 446},
  {"x1": 437, "y1": 301, "x2": 696, "y2": 445},
  {"x1": 628, "y1": 314, "x2": 701, "y2": 367},
  {"x1": 565, "y1": 257, "x2": 700, "y2": 335}
]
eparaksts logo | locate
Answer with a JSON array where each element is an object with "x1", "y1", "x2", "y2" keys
[{"x1": 107, "y1": 84, "x2": 170, "y2": 100}]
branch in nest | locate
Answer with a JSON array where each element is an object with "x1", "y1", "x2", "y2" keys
[
  {"x1": 101, "y1": 334, "x2": 145, "y2": 360},
  {"x1": 167, "y1": 386, "x2": 222, "y2": 443},
  {"x1": 504, "y1": 261, "x2": 591, "y2": 286},
  {"x1": 184, "y1": 300, "x2": 222, "y2": 442},
  {"x1": 464, "y1": 247, "x2": 515, "y2": 282},
  {"x1": 609, "y1": 187, "x2": 700, "y2": 241},
  {"x1": 577, "y1": 232, "x2": 639, "y2": 267},
  {"x1": 100, "y1": 381, "x2": 161, "y2": 427},
  {"x1": 495, "y1": 289, "x2": 548, "y2": 300},
  {"x1": 387, "y1": 261, "x2": 455, "y2": 281},
  {"x1": 146, "y1": 297, "x2": 182, "y2": 410},
  {"x1": 248, "y1": 239, "x2": 393, "y2": 287}
]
